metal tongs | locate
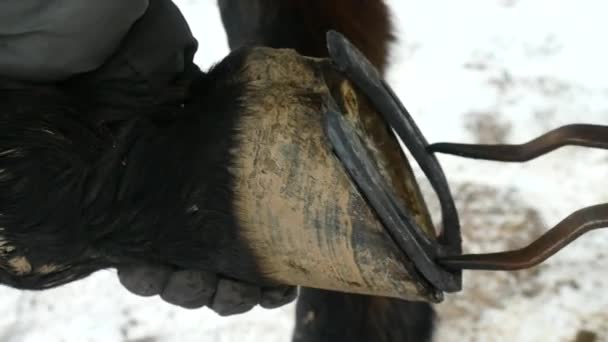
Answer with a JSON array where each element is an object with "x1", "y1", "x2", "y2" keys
[{"x1": 324, "y1": 31, "x2": 608, "y2": 293}]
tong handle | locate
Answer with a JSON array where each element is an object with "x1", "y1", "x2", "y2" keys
[
  {"x1": 438, "y1": 204, "x2": 608, "y2": 270},
  {"x1": 432, "y1": 124, "x2": 608, "y2": 270}
]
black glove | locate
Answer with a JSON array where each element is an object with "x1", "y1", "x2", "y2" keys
[{"x1": 117, "y1": 263, "x2": 297, "y2": 316}]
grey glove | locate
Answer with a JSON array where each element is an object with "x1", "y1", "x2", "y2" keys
[
  {"x1": 117, "y1": 264, "x2": 297, "y2": 315},
  {"x1": 0, "y1": 0, "x2": 149, "y2": 81}
]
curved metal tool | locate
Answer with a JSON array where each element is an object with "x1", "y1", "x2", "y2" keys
[
  {"x1": 325, "y1": 30, "x2": 608, "y2": 290},
  {"x1": 327, "y1": 31, "x2": 461, "y2": 250},
  {"x1": 325, "y1": 109, "x2": 460, "y2": 292},
  {"x1": 326, "y1": 31, "x2": 462, "y2": 292}
]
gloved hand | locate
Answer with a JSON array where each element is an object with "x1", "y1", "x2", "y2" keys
[{"x1": 117, "y1": 263, "x2": 297, "y2": 316}]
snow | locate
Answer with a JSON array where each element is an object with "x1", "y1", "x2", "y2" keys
[{"x1": 1, "y1": 0, "x2": 607, "y2": 341}]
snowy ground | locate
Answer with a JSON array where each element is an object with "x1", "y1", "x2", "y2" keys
[{"x1": 1, "y1": 0, "x2": 607, "y2": 341}]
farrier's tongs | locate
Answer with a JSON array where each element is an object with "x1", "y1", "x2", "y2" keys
[{"x1": 324, "y1": 31, "x2": 608, "y2": 293}]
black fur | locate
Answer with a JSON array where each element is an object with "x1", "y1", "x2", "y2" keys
[
  {"x1": 294, "y1": 289, "x2": 435, "y2": 342},
  {"x1": 0, "y1": 50, "x2": 262, "y2": 289},
  {"x1": 218, "y1": 0, "x2": 394, "y2": 73}
]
